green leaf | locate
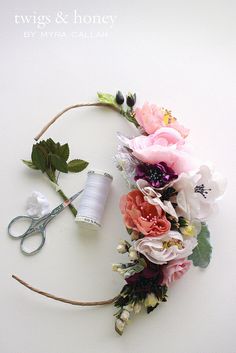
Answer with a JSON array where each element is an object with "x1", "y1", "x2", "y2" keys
[
  {"x1": 97, "y1": 92, "x2": 119, "y2": 109},
  {"x1": 188, "y1": 224, "x2": 212, "y2": 268},
  {"x1": 31, "y1": 145, "x2": 47, "y2": 172},
  {"x1": 45, "y1": 138, "x2": 57, "y2": 153},
  {"x1": 50, "y1": 154, "x2": 68, "y2": 173},
  {"x1": 67, "y1": 159, "x2": 88, "y2": 173},
  {"x1": 58, "y1": 143, "x2": 70, "y2": 161},
  {"x1": 22, "y1": 160, "x2": 39, "y2": 170}
]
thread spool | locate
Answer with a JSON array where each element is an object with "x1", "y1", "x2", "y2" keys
[{"x1": 75, "y1": 170, "x2": 113, "y2": 230}]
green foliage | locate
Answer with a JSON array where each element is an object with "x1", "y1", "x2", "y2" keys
[
  {"x1": 22, "y1": 160, "x2": 39, "y2": 170},
  {"x1": 67, "y1": 159, "x2": 89, "y2": 173},
  {"x1": 23, "y1": 138, "x2": 89, "y2": 183},
  {"x1": 188, "y1": 223, "x2": 212, "y2": 268},
  {"x1": 97, "y1": 92, "x2": 120, "y2": 109},
  {"x1": 97, "y1": 91, "x2": 140, "y2": 129}
]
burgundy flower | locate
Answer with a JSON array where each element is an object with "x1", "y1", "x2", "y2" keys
[
  {"x1": 126, "y1": 259, "x2": 163, "y2": 287},
  {"x1": 134, "y1": 162, "x2": 177, "y2": 188}
]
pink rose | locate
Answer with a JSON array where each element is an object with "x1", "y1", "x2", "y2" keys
[
  {"x1": 161, "y1": 258, "x2": 192, "y2": 286},
  {"x1": 120, "y1": 189, "x2": 171, "y2": 237},
  {"x1": 129, "y1": 127, "x2": 195, "y2": 174},
  {"x1": 135, "y1": 103, "x2": 189, "y2": 137},
  {"x1": 135, "y1": 103, "x2": 164, "y2": 134}
]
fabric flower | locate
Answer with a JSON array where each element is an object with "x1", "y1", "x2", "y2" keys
[
  {"x1": 135, "y1": 102, "x2": 189, "y2": 137},
  {"x1": 125, "y1": 260, "x2": 163, "y2": 285},
  {"x1": 161, "y1": 258, "x2": 192, "y2": 286},
  {"x1": 120, "y1": 189, "x2": 171, "y2": 237},
  {"x1": 135, "y1": 103, "x2": 164, "y2": 134},
  {"x1": 114, "y1": 133, "x2": 139, "y2": 188},
  {"x1": 134, "y1": 231, "x2": 197, "y2": 265},
  {"x1": 128, "y1": 127, "x2": 196, "y2": 174},
  {"x1": 26, "y1": 191, "x2": 50, "y2": 217},
  {"x1": 173, "y1": 164, "x2": 226, "y2": 220},
  {"x1": 136, "y1": 179, "x2": 178, "y2": 219},
  {"x1": 134, "y1": 161, "x2": 178, "y2": 188}
]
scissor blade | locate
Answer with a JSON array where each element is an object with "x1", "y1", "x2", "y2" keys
[
  {"x1": 50, "y1": 190, "x2": 83, "y2": 216},
  {"x1": 63, "y1": 190, "x2": 83, "y2": 207}
]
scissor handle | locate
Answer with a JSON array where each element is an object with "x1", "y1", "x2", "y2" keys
[
  {"x1": 20, "y1": 229, "x2": 46, "y2": 255},
  {"x1": 8, "y1": 216, "x2": 34, "y2": 238}
]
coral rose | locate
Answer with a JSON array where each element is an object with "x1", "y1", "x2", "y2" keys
[
  {"x1": 161, "y1": 258, "x2": 192, "y2": 286},
  {"x1": 120, "y1": 189, "x2": 170, "y2": 237}
]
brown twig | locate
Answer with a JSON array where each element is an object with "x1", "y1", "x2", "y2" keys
[
  {"x1": 12, "y1": 275, "x2": 118, "y2": 306},
  {"x1": 34, "y1": 102, "x2": 121, "y2": 141}
]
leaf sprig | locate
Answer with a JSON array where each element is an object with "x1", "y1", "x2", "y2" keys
[
  {"x1": 23, "y1": 138, "x2": 89, "y2": 216},
  {"x1": 23, "y1": 138, "x2": 88, "y2": 183}
]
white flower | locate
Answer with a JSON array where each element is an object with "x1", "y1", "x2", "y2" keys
[
  {"x1": 136, "y1": 179, "x2": 178, "y2": 220},
  {"x1": 180, "y1": 219, "x2": 201, "y2": 237},
  {"x1": 144, "y1": 293, "x2": 158, "y2": 308},
  {"x1": 26, "y1": 191, "x2": 50, "y2": 217},
  {"x1": 120, "y1": 310, "x2": 130, "y2": 322},
  {"x1": 134, "y1": 231, "x2": 197, "y2": 265},
  {"x1": 173, "y1": 164, "x2": 226, "y2": 220}
]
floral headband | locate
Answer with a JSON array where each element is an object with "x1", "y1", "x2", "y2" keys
[{"x1": 12, "y1": 91, "x2": 226, "y2": 335}]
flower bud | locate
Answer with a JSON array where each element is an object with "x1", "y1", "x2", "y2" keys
[
  {"x1": 120, "y1": 309, "x2": 130, "y2": 322},
  {"x1": 133, "y1": 302, "x2": 142, "y2": 314},
  {"x1": 117, "y1": 244, "x2": 127, "y2": 254},
  {"x1": 126, "y1": 92, "x2": 136, "y2": 108},
  {"x1": 130, "y1": 231, "x2": 139, "y2": 241},
  {"x1": 144, "y1": 293, "x2": 158, "y2": 308},
  {"x1": 123, "y1": 304, "x2": 134, "y2": 312},
  {"x1": 115, "y1": 91, "x2": 124, "y2": 105},
  {"x1": 115, "y1": 319, "x2": 125, "y2": 335},
  {"x1": 112, "y1": 263, "x2": 121, "y2": 271},
  {"x1": 129, "y1": 248, "x2": 138, "y2": 261}
]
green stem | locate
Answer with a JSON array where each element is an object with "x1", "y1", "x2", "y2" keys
[{"x1": 57, "y1": 189, "x2": 77, "y2": 217}]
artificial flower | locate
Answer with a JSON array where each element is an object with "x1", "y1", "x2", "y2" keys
[
  {"x1": 134, "y1": 161, "x2": 178, "y2": 188},
  {"x1": 134, "y1": 231, "x2": 197, "y2": 265},
  {"x1": 135, "y1": 103, "x2": 164, "y2": 134},
  {"x1": 26, "y1": 191, "x2": 50, "y2": 218},
  {"x1": 136, "y1": 179, "x2": 178, "y2": 219},
  {"x1": 180, "y1": 219, "x2": 201, "y2": 237},
  {"x1": 135, "y1": 103, "x2": 189, "y2": 138},
  {"x1": 161, "y1": 258, "x2": 192, "y2": 286},
  {"x1": 114, "y1": 133, "x2": 139, "y2": 188},
  {"x1": 173, "y1": 164, "x2": 226, "y2": 220},
  {"x1": 120, "y1": 189, "x2": 171, "y2": 237},
  {"x1": 128, "y1": 127, "x2": 196, "y2": 174},
  {"x1": 125, "y1": 260, "x2": 163, "y2": 285}
]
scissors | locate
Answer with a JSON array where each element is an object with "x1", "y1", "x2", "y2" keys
[{"x1": 8, "y1": 190, "x2": 83, "y2": 256}]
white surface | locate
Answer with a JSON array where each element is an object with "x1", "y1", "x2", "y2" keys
[{"x1": 0, "y1": 1, "x2": 235, "y2": 352}]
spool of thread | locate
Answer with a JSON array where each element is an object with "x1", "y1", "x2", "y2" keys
[{"x1": 75, "y1": 170, "x2": 113, "y2": 230}]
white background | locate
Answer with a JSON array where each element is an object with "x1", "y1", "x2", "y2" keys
[{"x1": 0, "y1": 1, "x2": 235, "y2": 353}]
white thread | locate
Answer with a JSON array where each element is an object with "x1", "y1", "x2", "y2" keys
[{"x1": 76, "y1": 170, "x2": 113, "y2": 230}]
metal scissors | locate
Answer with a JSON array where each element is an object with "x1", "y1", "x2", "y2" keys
[{"x1": 8, "y1": 190, "x2": 83, "y2": 255}]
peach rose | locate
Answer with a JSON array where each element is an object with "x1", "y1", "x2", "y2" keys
[
  {"x1": 135, "y1": 103, "x2": 164, "y2": 134},
  {"x1": 129, "y1": 127, "x2": 196, "y2": 174},
  {"x1": 161, "y1": 258, "x2": 192, "y2": 286},
  {"x1": 120, "y1": 189, "x2": 170, "y2": 237},
  {"x1": 135, "y1": 103, "x2": 189, "y2": 137}
]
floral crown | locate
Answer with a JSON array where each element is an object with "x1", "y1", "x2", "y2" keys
[{"x1": 12, "y1": 91, "x2": 226, "y2": 336}]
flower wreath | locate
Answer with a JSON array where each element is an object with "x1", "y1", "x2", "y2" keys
[{"x1": 13, "y1": 91, "x2": 226, "y2": 335}]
